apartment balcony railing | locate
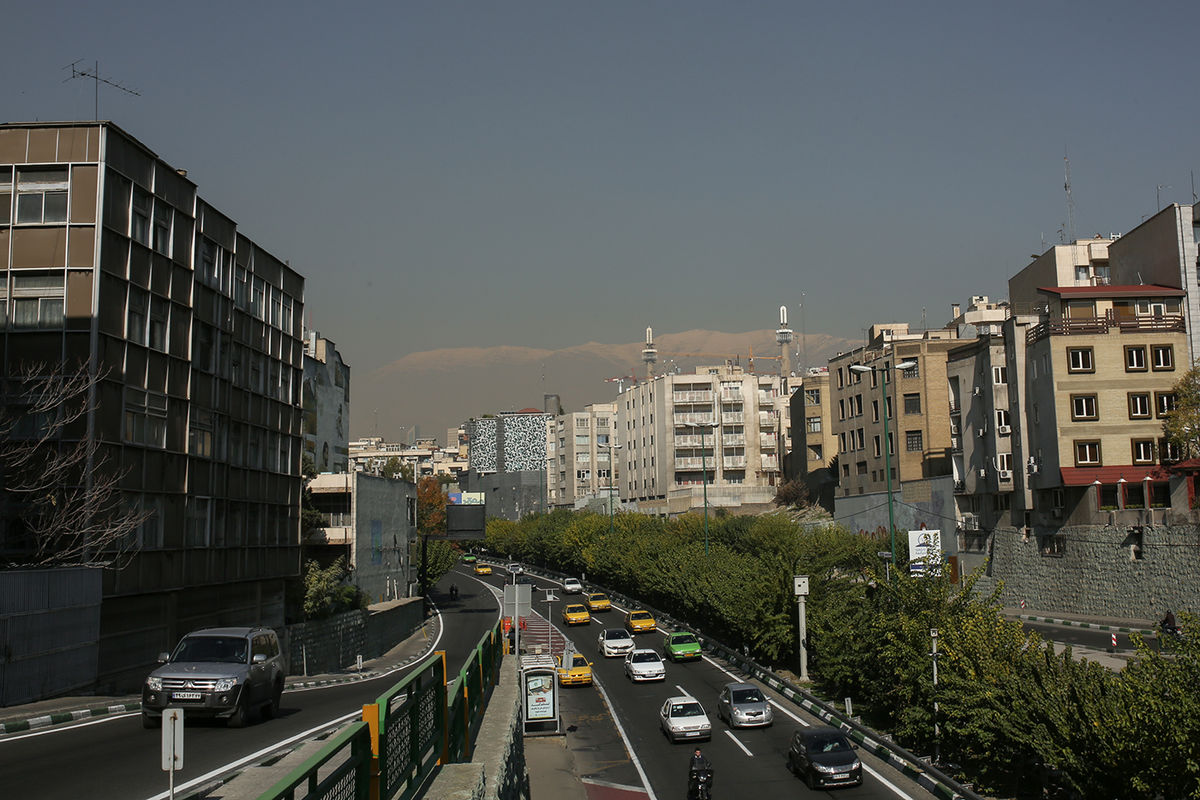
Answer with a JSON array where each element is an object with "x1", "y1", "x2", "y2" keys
[
  {"x1": 722, "y1": 434, "x2": 746, "y2": 446},
  {"x1": 675, "y1": 434, "x2": 704, "y2": 447},
  {"x1": 724, "y1": 456, "x2": 747, "y2": 468},
  {"x1": 673, "y1": 390, "x2": 714, "y2": 403},
  {"x1": 675, "y1": 413, "x2": 717, "y2": 426},
  {"x1": 323, "y1": 511, "x2": 353, "y2": 527},
  {"x1": 720, "y1": 390, "x2": 743, "y2": 401},
  {"x1": 675, "y1": 457, "x2": 707, "y2": 470},
  {"x1": 722, "y1": 412, "x2": 744, "y2": 423},
  {"x1": 759, "y1": 434, "x2": 776, "y2": 449},
  {"x1": 760, "y1": 456, "x2": 778, "y2": 470},
  {"x1": 1026, "y1": 311, "x2": 1185, "y2": 345}
]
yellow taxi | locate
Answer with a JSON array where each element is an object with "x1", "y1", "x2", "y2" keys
[
  {"x1": 556, "y1": 652, "x2": 593, "y2": 686},
  {"x1": 561, "y1": 603, "x2": 591, "y2": 626},
  {"x1": 585, "y1": 592, "x2": 612, "y2": 613},
  {"x1": 473, "y1": 563, "x2": 492, "y2": 575},
  {"x1": 625, "y1": 609, "x2": 657, "y2": 634}
]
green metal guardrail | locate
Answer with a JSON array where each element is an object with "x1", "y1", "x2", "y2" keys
[{"x1": 259, "y1": 619, "x2": 503, "y2": 800}]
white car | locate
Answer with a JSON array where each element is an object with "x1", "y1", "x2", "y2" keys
[
  {"x1": 507, "y1": 563, "x2": 523, "y2": 575},
  {"x1": 624, "y1": 648, "x2": 666, "y2": 682},
  {"x1": 562, "y1": 578, "x2": 583, "y2": 594},
  {"x1": 660, "y1": 695, "x2": 712, "y2": 742},
  {"x1": 597, "y1": 628, "x2": 635, "y2": 658}
]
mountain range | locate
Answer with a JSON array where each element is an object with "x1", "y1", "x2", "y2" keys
[{"x1": 351, "y1": 329, "x2": 859, "y2": 444}]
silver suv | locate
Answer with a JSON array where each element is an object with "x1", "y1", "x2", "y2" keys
[{"x1": 142, "y1": 626, "x2": 286, "y2": 728}]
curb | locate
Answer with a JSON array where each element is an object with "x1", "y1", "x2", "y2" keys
[
  {"x1": 1011, "y1": 613, "x2": 1155, "y2": 636},
  {"x1": 0, "y1": 701, "x2": 141, "y2": 734}
]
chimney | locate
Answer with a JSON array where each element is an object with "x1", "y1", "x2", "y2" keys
[{"x1": 951, "y1": 303, "x2": 962, "y2": 319}]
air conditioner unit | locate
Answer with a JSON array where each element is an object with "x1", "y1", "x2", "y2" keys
[
  {"x1": 961, "y1": 513, "x2": 979, "y2": 531},
  {"x1": 998, "y1": 469, "x2": 1012, "y2": 480},
  {"x1": 950, "y1": 423, "x2": 960, "y2": 435},
  {"x1": 978, "y1": 468, "x2": 987, "y2": 478},
  {"x1": 973, "y1": 387, "x2": 982, "y2": 396},
  {"x1": 997, "y1": 425, "x2": 1011, "y2": 435},
  {"x1": 978, "y1": 426, "x2": 988, "y2": 437},
  {"x1": 1052, "y1": 507, "x2": 1063, "y2": 519},
  {"x1": 1027, "y1": 463, "x2": 1040, "y2": 475}
]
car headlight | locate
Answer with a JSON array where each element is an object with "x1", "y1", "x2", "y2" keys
[
  {"x1": 146, "y1": 677, "x2": 162, "y2": 691},
  {"x1": 214, "y1": 677, "x2": 238, "y2": 692}
]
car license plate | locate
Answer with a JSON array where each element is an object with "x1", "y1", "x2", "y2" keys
[
  {"x1": 833, "y1": 773, "x2": 848, "y2": 780},
  {"x1": 172, "y1": 691, "x2": 202, "y2": 700},
  {"x1": 684, "y1": 731, "x2": 700, "y2": 737}
]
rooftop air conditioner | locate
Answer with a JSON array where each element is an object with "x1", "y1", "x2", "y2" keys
[
  {"x1": 998, "y1": 469, "x2": 1012, "y2": 481},
  {"x1": 1027, "y1": 463, "x2": 1040, "y2": 475},
  {"x1": 978, "y1": 468, "x2": 987, "y2": 478},
  {"x1": 997, "y1": 425, "x2": 1012, "y2": 435}
]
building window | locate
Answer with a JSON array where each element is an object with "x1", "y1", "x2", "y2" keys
[
  {"x1": 1160, "y1": 438, "x2": 1182, "y2": 463},
  {"x1": 131, "y1": 187, "x2": 151, "y2": 245},
  {"x1": 838, "y1": 399, "x2": 845, "y2": 421},
  {"x1": 1156, "y1": 392, "x2": 1177, "y2": 418},
  {"x1": 149, "y1": 297, "x2": 169, "y2": 352},
  {"x1": 1132, "y1": 439, "x2": 1155, "y2": 464},
  {"x1": 188, "y1": 408, "x2": 214, "y2": 457},
  {"x1": 805, "y1": 388, "x2": 820, "y2": 404},
  {"x1": 901, "y1": 361, "x2": 920, "y2": 378},
  {"x1": 10, "y1": 273, "x2": 65, "y2": 329},
  {"x1": 1074, "y1": 440, "x2": 1101, "y2": 466},
  {"x1": 903, "y1": 393, "x2": 922, "y2": 415},
  {"x1": 576, "y1": 469, "x2": 590, "y2": 481},
  {"x1": 872, "y1": 435, "x2": 881, "y2": 457},
  {"x1": 126, "y1": 288, "x2": 147, "y2": 344},
  {"x1": 905, "y1": 430, "x2": 923, "y2": 452},
  {"x1": 15, "y1": 168, "x2": 68, "y2": 224},
  {"x1": 1070, "y1": 394, "x2": 1098, "y2": 421},
  {"x1": 1067, "y1": 347, "x2": 1094, "y2": 373},
  {"x1": 806, "y1": 416, "x2": 821, "y2": 433},
  {"x1": 1152, "y1": 345, "x2": 1174, "y2": 371},
  {"x1": 1129, "y1": 393, "x2": 1151, "y2": 419},
  {"x1": 1124, "y1": 346, "x2": 1147, "y2": 372},
  {"x1": 996, "y1": 409, "x2": 1010, "y2": 429},
  {"x1": 184, "y1": 497, "x2": 211, "y2": 548},
  {"x1": 993, "y1": 366, "x2": 1008, "y2": 384},
  {"x1": 998, "y1": 452, "x2": 1013, "y2": 472},
  {"x1": 0, "y1": 170, "x2": 10, "y2": 224},
  {"x1": 575, "y1": 434, "x2": 590, "y2": 445},
  {"x1": 152, "y1": 204, "x2": 172, "y2": 256},
  {"x1": 124, "y1": 388, "x2": 168, "y2": 448}
]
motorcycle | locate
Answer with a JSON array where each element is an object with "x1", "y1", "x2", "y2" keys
[
  {"x1": 449, "y1": 584, "x2": 459, "y2": 601},
  {"x1": 687, "y1": 767, "x2": 713, "y2": 800}
]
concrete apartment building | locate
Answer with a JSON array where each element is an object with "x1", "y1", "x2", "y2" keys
[
  {"x1": 549, "y1": 402, "x2": 619, "y2": 510},
  {"x1": 464, "y1": 409, "x2": 552, "y2": 519},
  {"x1": 0, "y1": 122, "x2": 304, "y2": 691},
  {"x1": 617, "y1": 363, "x2": 786, "y2": 516},
  {"x1": 785, "y1": 367, "x2": 838, "y2": 510},
  {"x1": 306, "y1": 472, "x2": 416, "y2": 603},
  {"x1": 347, "y1": 436, "x2": 467, "y2": 482},
  {"x1": 302, "y1": 331, "x2": 350, "y2": 473},
  {"x1": 1006, "y1": 244, "x2": 1189, "y2": 537}
]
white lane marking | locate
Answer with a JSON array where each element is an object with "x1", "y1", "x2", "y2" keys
[
  {"x1": 724, "y1": 729, "x2": 754, "y2": 757},
  {"x1": 675, "y1": 684, "x2": 692, "y2": 697},
  {"x1": 592, "y1": 674, "x2": 659, "y2": 800},
  {"x1": 699, "y1": 655, "x2": 918, "y2": 800},
  {"x1": 141, "y1": 710, "x2": 362, "y2": 800}
]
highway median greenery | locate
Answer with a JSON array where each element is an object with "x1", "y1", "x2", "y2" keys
[{"x1": 486, "y1": 508, "x2": 1199, "y2": 799}]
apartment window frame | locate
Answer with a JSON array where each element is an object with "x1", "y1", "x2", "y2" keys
[
  {"x1": 1073, "y1": 440, "x2": 1101, "y2": 466},
  {"x1": 903, "y1": 393, "x2": 922, "y2": 415},
  {"x1": 993, "y1": 366, "x2": 1008, "y2": 384},
  {"x1": 901, "y1": 361, "x2": 920, "y2": 379},
  {"x1": 1131, "y1": 439, "x2": 1155, "y2": 465},
  {"x1": 1155, "y1": 392, "x2": 1177, "y2": 418},
  {"x1": 1067, "y1": 347, "x2": 1094, "y2": 373},
  {"x1": 1070, "y1": 394, "x2": 1098, "y2": 421},
  {"x1": 1124, "y1": 345, "x2": 1147, "y2": 372},
  {"x1": 1128, "y1": 392, "x2": 1152, "y2": 419},
  {"x1": 1151, "y1": 344, "x2": 1175, "y2": 371},
  {"x1": 905, "y1": 429, "x2": 923, "y2": 452},
  {"x1": 10, "y1": 272, "x2": 65, "y2": 330},
  {"x1": 14, "y1": 167, "x2": 69, "y2": 225}
]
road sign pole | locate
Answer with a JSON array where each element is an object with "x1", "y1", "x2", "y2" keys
[{"x1": 161, "y1": 707, "x2": 184, "y2": 800}]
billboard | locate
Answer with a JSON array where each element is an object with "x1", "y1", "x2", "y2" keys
[
  {"x1": 446, "y1": 504, "x2": 486, "y2": 539},
  {"x1": 907, "y1": 529, "x2": 942, "y2": 577}
]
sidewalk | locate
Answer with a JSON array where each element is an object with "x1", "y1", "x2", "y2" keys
[
  {"x1": 1001, "y1": 606, "x2": 1158, "y2": 671},
  {"x1": 0, "y1": 613, "x2": 441, "y2": 736}
]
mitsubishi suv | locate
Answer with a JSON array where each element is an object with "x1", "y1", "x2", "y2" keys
[{"x1": 142, "y1": 626, "x2": 286, "y2": 728}]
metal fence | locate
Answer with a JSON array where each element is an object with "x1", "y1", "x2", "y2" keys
[{"x1": 261, "y1": 619, "x2": 503, "y2": 800}]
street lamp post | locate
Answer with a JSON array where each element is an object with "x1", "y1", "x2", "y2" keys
[
  {"x1": 696, "y1": 420, "x2": 719, "y2": 556},
  {"x1": 850, "y1": 359, "x2": 916, "y2": 568},
  {"x1": 607, "y1": 442, "x2": 622, "y2": 537}
]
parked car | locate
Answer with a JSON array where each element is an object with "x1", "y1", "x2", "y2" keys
[
  {"x1": 585, "y1": 592, "x2": 612, "y2": 612},
  {"x1": 625, "y1": 609, "x2": 656, "y2": 634},
  {"x1": 663, "y1": 631, "x2": 702, "y2": 662},
  {"x1": 562, "y1": 577, "x2": 583, "y2": 594},
  {"x1": 556, "y1": 652, "x2": 593, "y2": 686},
  {"x1": 597, "y1": 628, "x2": 635, "y2": 658},
  {"x1": 142, "y1": 626, "x2": 286, "y2": 729},
  {"x1": 786, "y1": 726, "x2": 863, "y2": 789},
  {"x1": 561, "y1": 603, "x2": 591, "y2": 626},
  {"x1": 717, "y1": 682, "x2": 773, "y2": 728},
  {"x1": 659, "y1": 695, "x2": 712, "y2": 742},
  {"x1": 474, "y1": 563, "x2": 492, "y2": 575},
  {"x1": 624, "y1": 648, "x2": 666, "y2": 682}
]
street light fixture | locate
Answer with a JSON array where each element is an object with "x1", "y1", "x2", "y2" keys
[
  {"x1": 606, "y1": 442, "x2": 622, "y2": 537},
  {"x1": 850, "y1": 359, "x2": 917, "y2": 569},
  {"x1": 694, "y1": 420, "x2": 720, "y2": 556}
]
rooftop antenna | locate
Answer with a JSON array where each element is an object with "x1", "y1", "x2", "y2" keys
[
  {"x1": 63, "y1": 60, "x2": 140, "y2": 121},
  {"x1": 1192, "y1": 171, "x2": 1197, "y2": 203},
  {"x1": 1157, "y1": 184, "x2": 1172, "y2": 210},
  {"x1": 1063, "y1": 153, "x2": 1076, "y2": 243}
]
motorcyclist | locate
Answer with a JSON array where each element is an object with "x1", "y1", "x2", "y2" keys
[
  {"x1": 687, "y1": 748, "x2": 713, "y2": 799},
  {"x1": 1161, "y1": 610, "x2": 1178, "y2": 636},
  {"x1": 449, "y1": 583, "x2": 459, "y2": 601}
]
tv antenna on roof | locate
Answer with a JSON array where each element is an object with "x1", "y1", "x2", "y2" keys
[
  {"x1": 63, "y1": 60, "x2": 140, "y2": 121},
  {"x1": 1063, "y1": 152, "x2": 1076, "y2": 243}
]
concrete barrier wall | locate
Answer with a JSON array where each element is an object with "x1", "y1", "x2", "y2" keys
[{"x1": 283, "y1": 597, "x2": 424, "y2": 676}]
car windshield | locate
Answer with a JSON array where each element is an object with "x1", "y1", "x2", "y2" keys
[
  {"x1": 605, "y1": 630, "x2": 629, "y2": 640},
  {"x1": 571, "y1": 655, "x2": 588, "y2": 667},
  {"x1": 671, "y1": 703, "x2": 703, "y2": 717},
  {"x1": 812, "y1": 736, "x2": 851, "y2": 753},
  {"x1": 590, "y1": 594, "x2": 607, "y2": 601},
  {"x1": 172, "y1": 635, "x2": 248, "y2": 664},
  {"x1": 631, "y1": 611, "x2": 651, "y2": 620},
  {"x1": 566, "y1": 605, "x2": 586, "y2": 614},
  {"x1": 732, "y1": 688, "x2": 764, "y2": 704},
  {"x1": 671, "y1": 633, "x2": 698, "y2": 645},
  {"x1": 632, "y1": 652, "x2": 659, "y2": 663}
]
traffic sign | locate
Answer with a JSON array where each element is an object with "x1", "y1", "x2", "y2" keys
[
  {"x1": 793, "y1": 575, "x2": 809, "y2": 596},
  {"x1": 161, "y1": 708, "x2": 183, "y2": 771}
]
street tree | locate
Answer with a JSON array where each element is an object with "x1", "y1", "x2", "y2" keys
[
  {"x1": 0, "y1": 361, "x2": 151, "y2": 567},
  {"x1": 1162, "y1": 363, "x2": 1200, "y2": 458}
]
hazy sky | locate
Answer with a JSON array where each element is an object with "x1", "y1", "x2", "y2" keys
[{"x1": 6, "y1": 2, "x2": 1199, "y2": 376}]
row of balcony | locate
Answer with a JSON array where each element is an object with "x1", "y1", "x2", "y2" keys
[{"x1": 1025, "y1": 312, "x2": 1184, "y2": 345}]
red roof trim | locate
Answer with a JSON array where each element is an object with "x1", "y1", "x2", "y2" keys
[
  {"x1": 1039, "y1": 284, "x2": 1185, "y2": 298},
  {"x1": 1060, "y1": 466, "x2": 1171, "y2": 486}
]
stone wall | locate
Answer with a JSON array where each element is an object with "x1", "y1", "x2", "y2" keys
[
  {"x1": 977, "y1": 524, "x2": 1200, "y2": 618},
  {"x1": 426, "y1": 659, "x2": 528, "y2": 800},
  {"x1": 283, "y1": 597, "x2": 424, "y2": 676}
]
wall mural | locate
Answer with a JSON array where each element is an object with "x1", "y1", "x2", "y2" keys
[{"x1": 500, "y1": 414, "x2": 549, "y2": 472}]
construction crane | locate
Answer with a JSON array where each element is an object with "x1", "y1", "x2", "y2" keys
[{"x1": 605, "y1": 375, "x2": 638, "y2": 394}]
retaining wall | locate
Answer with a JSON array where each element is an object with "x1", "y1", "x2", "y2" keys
[{"x1": 282, "y1": 597, "x2": 424, "y2": 675}]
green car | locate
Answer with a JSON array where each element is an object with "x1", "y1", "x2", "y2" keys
[
  {"x1": 461, "y1": 553, "x2": 477, "y2": 564},
  {"x1": 663, "y1": 631, "x2": 702, "y2": 662}
]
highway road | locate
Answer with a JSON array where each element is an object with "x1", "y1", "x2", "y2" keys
[
  {"x1": 468, "y1": 563, "x2": 940, "y2": 800},
  {"x1": 0, "y1": 581, "x2": 497, "y2": 800}
]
